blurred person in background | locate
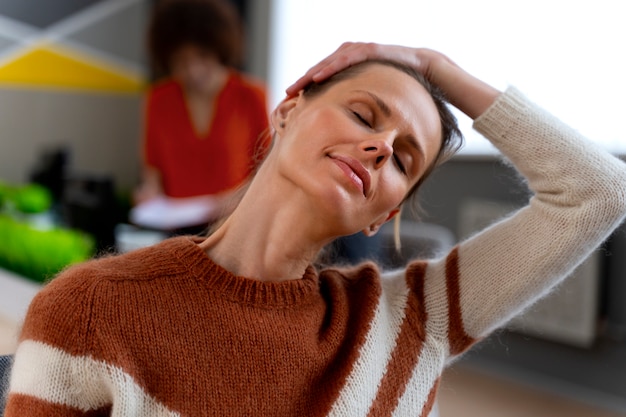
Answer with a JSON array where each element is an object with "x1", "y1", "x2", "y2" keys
[{"x1": 132, "y1": 0, "x2": 270, "y2": 235}]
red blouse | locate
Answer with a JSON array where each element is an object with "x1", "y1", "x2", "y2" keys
[{"x1": 143, "y1": 71, "x2": 270, "y2": 198}]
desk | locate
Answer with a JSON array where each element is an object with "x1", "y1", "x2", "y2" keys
[{"x1": 0, "y1": 268, "x2": 41, "y2": 324}]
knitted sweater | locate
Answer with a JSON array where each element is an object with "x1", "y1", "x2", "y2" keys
[{"x1": 6, "y1": 88, "x2": 626, "y2": 416}]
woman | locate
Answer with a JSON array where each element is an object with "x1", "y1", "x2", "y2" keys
[
  {"x1": 133, "y1": 0, "x2": 270, "y2": 233},
  {"x1": 6, "y1": 43, "x2": 626, "y2": 416}
]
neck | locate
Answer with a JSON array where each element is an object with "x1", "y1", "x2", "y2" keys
[{"x1": 198, "y1": 171, "x2": 336, "y2": 282}]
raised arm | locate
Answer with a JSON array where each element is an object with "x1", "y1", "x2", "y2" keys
[{"x1": 291, "y1": 42, "x2": 626, "y2": 346}]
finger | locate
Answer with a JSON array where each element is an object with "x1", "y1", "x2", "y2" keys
[
  {"x1": 285, "y1": 57, "x2": 344, "y2": 96},
  {"x1": 285, "y1": 43, "x2": 365, "y2": 95},
  {"x1": 285, "y1": 72, "x2": 316, "y2": 97},
  {"x1": 285, "y1": 45, "x2": 348, "y2": 95}
]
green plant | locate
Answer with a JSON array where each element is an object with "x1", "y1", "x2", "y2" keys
[
  {"x1": 0, "y1": 182, "x2": 52, "y2": 214},
  {"x1": 0, "y1": 215, "x2": 95, "y2": 283}
]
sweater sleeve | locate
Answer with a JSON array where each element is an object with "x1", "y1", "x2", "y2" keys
[{"x1": 428, "y1": 87, "x2": 626, "y2": 349}]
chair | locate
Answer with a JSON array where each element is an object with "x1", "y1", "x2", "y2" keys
[
  {"x1": 378, "y1": 220, "x2": 456, "y2": 269},
  {"x1": 0, "y1": 354, "x2": 13, "y2": 416},
  {"x1": 328, "y1": 220, "x2": 456, "y2": 268}
]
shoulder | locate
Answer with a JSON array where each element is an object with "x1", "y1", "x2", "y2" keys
[
  {"x1": 16, "y1": 236, "x2": 206, "y2": 361},
  {"x1": 19, "y1": 237, "x2": 197, "y2": 343},
  {"x1": 31, "y1": 237, "x2": 195, "y2": 311},
  {"x1": 319, "y1": 262, "x2": 383, "y2": 294},
  {"x1": 146, "y1": 78, "x2": 180, "y2": 102},
  {"x1": 320, "y1": 260, "x2": 439, "y2": 307},
  {"x1": 226, "y1": 71, "x2": 268, "y2": 102},
  {"x1": 319, "y1": 262, "x2": 431, "y2": 338}
]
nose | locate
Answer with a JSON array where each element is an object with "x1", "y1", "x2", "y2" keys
[{"x1": 361, "y1": 136, "x2": 393, "y2": 168}]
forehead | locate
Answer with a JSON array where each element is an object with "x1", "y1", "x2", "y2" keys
[{"x1": 332, "y1": 63, "x2": 437, "y2": 113}]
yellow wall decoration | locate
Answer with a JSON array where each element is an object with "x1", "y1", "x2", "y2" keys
[{"x1": 0, "y1": 45, "x2": 145, "y2": 93}]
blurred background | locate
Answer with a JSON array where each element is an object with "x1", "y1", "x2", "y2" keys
[{"x1": 0, "y1": 0, "x2": 624, "y2": 415}]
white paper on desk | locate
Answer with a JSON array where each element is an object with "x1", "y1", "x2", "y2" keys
[{"x1": 129, "y1": 196, "x2": 218, "y2": 230}]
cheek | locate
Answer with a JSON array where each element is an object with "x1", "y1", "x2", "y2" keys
[
  {"x1": 376, "y1": 173, "x2": 410, "y2": 211},
  {"x1": 285, "y1": 110, "x2": 344, "y2": 152},
  {"x1": 295, "y1": 102, "x2": 351, "y2": 132}
]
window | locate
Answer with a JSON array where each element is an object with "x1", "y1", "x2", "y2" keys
[{"x1": 268, "y1": 0, "x2": 625, "y2": 154}]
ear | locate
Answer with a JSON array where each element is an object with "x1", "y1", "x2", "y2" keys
[
  {"x1": 270, "y1": 94, "x2": 301, "y2": 133},
  {"x1": 362, "y1": 208, "x2": 400, "y2": 237}
]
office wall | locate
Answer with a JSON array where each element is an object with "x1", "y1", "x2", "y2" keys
[
  {"x1": 0, "y1": 0, "x2": 269, "y2": 194},
  {"x1": 0, "y1": 0, "x2": 149, "y2": 193}
]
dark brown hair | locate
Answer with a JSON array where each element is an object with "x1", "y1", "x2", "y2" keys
[
  {"x1": 302, "y1": 59, "x2": 464, "y2": 212},
  {"x1": 148, "y1": 0, "x2": 243, "y2": 75}
]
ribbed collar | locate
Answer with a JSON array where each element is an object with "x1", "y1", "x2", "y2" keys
[{"x1": 161, "y1": 236, "x2": 322, "y2": 308}]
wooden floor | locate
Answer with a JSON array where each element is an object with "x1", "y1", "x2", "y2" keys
[
  {"x1": 1, "y1": 314, "x2": 623, "y2": 416},
  {"x1": 438, "y1": 365, "x2": 625, "y2": 417}
]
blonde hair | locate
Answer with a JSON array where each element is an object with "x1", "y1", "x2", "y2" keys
[{"x1": 393, "y1": 209, "x2": 403, "y2": 252}]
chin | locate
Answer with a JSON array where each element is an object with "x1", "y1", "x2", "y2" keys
[{"x1": 312, "y1": 189, "x2": 366, "y2": 234}]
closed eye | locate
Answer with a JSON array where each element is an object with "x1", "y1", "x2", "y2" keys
[
  {"x1": 393, "y1": 153, "x2": 407, "y2": 175},
  {"x1": 352, "y1": 111, "x2": 372, "y2": 128}
]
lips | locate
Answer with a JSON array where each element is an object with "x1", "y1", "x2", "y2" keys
[{"x1": 330, "y1": 154, "x2": 371, "y2": 197}]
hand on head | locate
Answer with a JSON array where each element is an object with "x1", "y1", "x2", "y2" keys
[
  {"x1": 286, "y1": 43, "x2": 440, "y2": 96},
  {"x1": 286, "y1": 42, "x2": 499, "y2": 120}
]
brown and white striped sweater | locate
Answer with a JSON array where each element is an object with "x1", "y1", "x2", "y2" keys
[{"x1": 6, "y1": 88, "x2": 626, "y2": 416}]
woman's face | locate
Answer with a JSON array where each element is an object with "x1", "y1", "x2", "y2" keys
[
  {"x1": 271, "y1": 63, "x2": 442, "y2": 237},
  {"x1": 169, "y1": 44, "x2": 224, "y2": 93}
]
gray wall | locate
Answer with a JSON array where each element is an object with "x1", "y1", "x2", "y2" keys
[
  {"x1": 0, "y1": 0, "x2": 149, "y2": 194},
  {"x1": 0, "y1": 88, "x2": 142, "y2": 192},
  {"x1": 244, "y1": 0, "x2": 272, "y2": 81},
  {"x1": 0, "y1": 0, "x2": 267, "y2": 195}
]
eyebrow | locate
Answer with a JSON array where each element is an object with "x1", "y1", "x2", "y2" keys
[
  {"x1": 364, "y1": 91, "x2": 392, "y2": 118},
  {"x1": 359, "y1": 90, "x2": 426, "y2": 163}
]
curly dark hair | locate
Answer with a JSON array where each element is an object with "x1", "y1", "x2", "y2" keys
[{"x1": 148, "y1": 0, "x2": 243, "y2": 75}]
